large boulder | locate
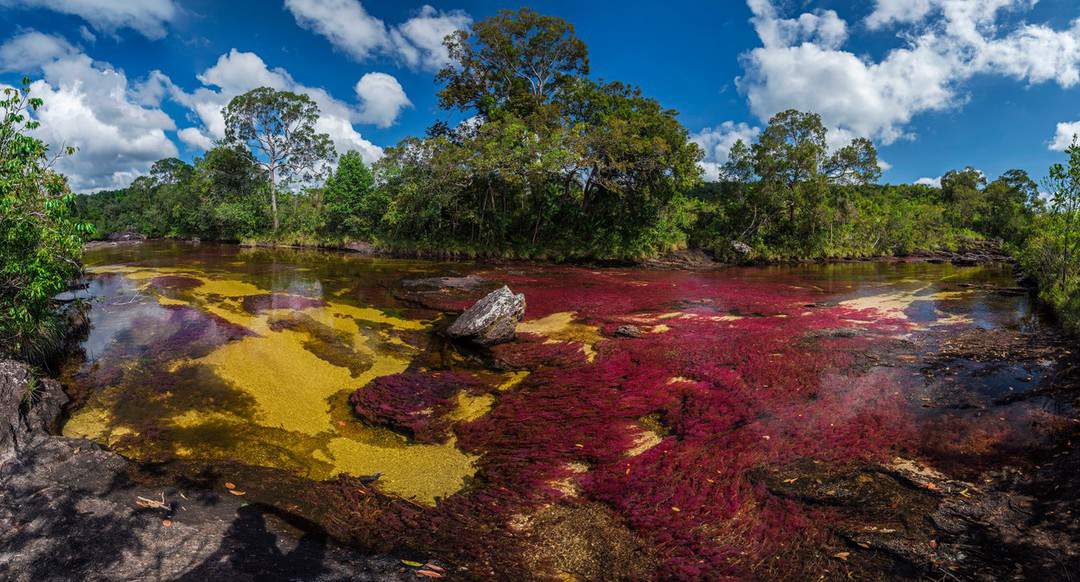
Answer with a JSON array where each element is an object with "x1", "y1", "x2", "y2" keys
[
  {"x1": 0, "y1": 360, "x2": 68, "y2": 463},
  {"x1": 446, "y1": 286, "x2": 525, "y2": 346}
]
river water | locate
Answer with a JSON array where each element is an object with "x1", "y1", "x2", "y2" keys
[{"x1": 58, "y1": 241, "x2": 1075, "y2": 579}]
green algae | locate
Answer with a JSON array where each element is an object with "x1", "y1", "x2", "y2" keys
[{"x1": 64, "y1": 265, "x2": 479, "y2": 504}]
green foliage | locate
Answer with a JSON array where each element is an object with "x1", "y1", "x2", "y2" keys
[
  {"x1": 437, "y1": 8, "x2": 589, "y2": 119},
  {"x1": 321, "y1": 151, "x2": 382, "y2": 239},
  {"x1": 77, "y1": 145, "x2": 270, "y2": 241},
  {"x1": 373, "y1": 10, "x2": 702, "y2": 259},
  {"x1": 0, "y1": 79, "x2": 91, "y2": 360},
  {"x1": 1019, "y1": 143, "x2": 1080, "y2": 333},
  {"x1": 223, "y1": 87, "x2": 336, "y2": 231}
]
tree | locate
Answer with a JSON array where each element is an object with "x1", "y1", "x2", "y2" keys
[
  {"x1": 983, "y1": 169, "x2": 1038, "y2": 243},
  {"x1": 437, "y1": 8, "x2": 588, "y2": 120},
  {"x1": 0, "y1": 79, "x2": 92, "y2": 360},
  {"x1": 322, "y1": 150, "x2": 382, "y2": 239},
  {"x1": 940, "y1": 167, "x2": 987, "y2": 229},
  {"x1": 223, "y1": 87, "x2": 335, "y2": 231}
]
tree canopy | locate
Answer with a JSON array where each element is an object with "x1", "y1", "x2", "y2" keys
[{"x1": 223, "y1": 87, "x2": 335, "y2": 230}]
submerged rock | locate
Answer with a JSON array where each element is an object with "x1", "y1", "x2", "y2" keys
[
  {"x1": 402, "y1": 274, "x2": 489, "y2": 290},
  {"x1": 446, "y1": 286, "x2": 525, "y2": 346}
]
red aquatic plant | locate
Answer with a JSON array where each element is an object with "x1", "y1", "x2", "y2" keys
[
  {"x1": 146, "y1": 275, "x2": 204, "y2": 290},
  {"x1": 350, "y1": 371, "x2": 489, "y2": 443},
  {"x1": 241, "y1": 293, "x2": 327, "y2": 314},
  {"x1": 325, "y1": 268, "x2": 928, "y2": 578}
]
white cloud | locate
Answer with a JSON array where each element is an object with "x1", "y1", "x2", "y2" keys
[
  {"x1": 1051, "y1": 120, "x2": 1080, "y2": 151},
  {"x1": 151, "y1": 49, "x2": 388, "y2": 163},
  {"x1": 285, "y1": 0, "x2": 471, "y2": 71},
  {"x1": 740, "y1": 0, "x2": 1080, "y2": 148},
  {"x1": 78, "y1": 25, "x2": 96, "y2": 43},
  {"x1": 0, "y1": 0, "x2": 179, "y2": 39},
  {"x1": 390, "y1": 5, "x2": 472, "y2": 70},
  {"x1": 0, "y1": 30, "x2": 76, "y2": 72},
  {"x1": 915, "y1": 176, "x2": 942, "y2": 187},
  {"x1": 284, "y1": 0, "x2": 388, "y2": 62},
  {"x1": 865, "y1": 0, "x2": 936, "y2": 29},
  {"x1": 2, "y1": 33, "x2": 179, "y2": 191},
  {"x1": 354, "y1": 72, "x2": 411, "y2": 128},
  {"x1": 177, "y1": 127, "x2": 214, "y2": 151},
  {"x1": 690, "y1": 121, "x2": 761, "y2": 181}
]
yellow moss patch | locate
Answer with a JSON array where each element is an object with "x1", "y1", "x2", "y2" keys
[
  {"x1": 625, "y1": 428, "x2": 664, "y2": 457},
  {"x1": 326, "y1": 436, "x2": 477, "y2": 503},
  {"x1": 62, "y1": 407, "x2": 133, "y2": 445},
  {"x1": 192, "y1": 329, "x2": 366, "y2": 434},
  {"x1": 517, "y1": 312, "x2": 604, "y2": 362},
  {"x1": 498, "y1": 371, "x2": 530, "y2": 391},
  {"x1": 448, "y1": 392, "x2": 496, "y2": 422}
]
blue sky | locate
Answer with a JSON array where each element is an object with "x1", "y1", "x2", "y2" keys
[{"x1": 3, "y1": 0, "x2": 1080, "y2": 191}]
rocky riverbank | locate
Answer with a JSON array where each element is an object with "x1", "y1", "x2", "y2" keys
[{"x1": 0, "y1": 360, "x2": 405, "y2": 581}]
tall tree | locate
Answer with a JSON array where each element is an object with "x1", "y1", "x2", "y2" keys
[
  {"x1": 223, "y1": 87, "x2": 335, "y2": 231},
  {"x1": 437, "y1": 8, "x2": 588, "y2": 120}
]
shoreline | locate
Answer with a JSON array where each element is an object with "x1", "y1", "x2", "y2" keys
[{"x1": 84, "y1": 236, "x2": 1016, "y2": 271}]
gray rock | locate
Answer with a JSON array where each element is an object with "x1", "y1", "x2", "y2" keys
[
  {"x1": 446, "y1": 286, "x2": 525, "y2": 346},
  {"x1": 0, "y1": 360, "x2": 67, "y2": 463},
  {"x1": 402, "y1": 274, "x2": 488, "y2": 290},
  {"x1": 614, "y1": 325, "x2": 645, "y2": 338},
  {"x1": 732, "y1": 241, "x2": 753, "y2": 256}
]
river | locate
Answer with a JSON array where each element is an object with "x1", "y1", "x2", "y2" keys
[{"x1": 58, "y1": 241, "x2": 1080, "y2": 579}]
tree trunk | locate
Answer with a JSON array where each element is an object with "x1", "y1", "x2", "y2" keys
[{"x1": 269, "y1": 169, "x2": 279, "y2": 232}]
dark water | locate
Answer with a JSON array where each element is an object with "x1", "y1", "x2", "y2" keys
[{"x1": 59, "y1": 241, "x2": 1069, "y2": 578}]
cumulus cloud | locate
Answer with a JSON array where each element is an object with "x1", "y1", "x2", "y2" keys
[
  {"x1": 285, "y1": 0, "x2": 471, "y2": 71},
  {"x1": 915, "y1": 176, "x2": 943, "y2": 187},
  {"x1": 0, "y1": 0, "x2": 179, "y2": 39},
  {"x1": 354, "y1": 72, "x2": 412, "y2": 128},
  {"x1": 690, "y1": 122, "x2": 761, "y2": 181},
  {"x1": 1051, "y1": 121, "x2": 1080, "y2": 151},
  {"x1": 177, "y1": 127, "x2": 214, "y2": 151},
  {"x1": 0, "y1": 32, "x2": 178, "y2": 191},
  {"x1": 389, "y1": 5, "x2": 472, "y2": 70},
  {"x1": 0, "y1": 30, "x2": 76, "y2": 72},
  {"x1": 739, "y1": 0, "x2": 1080, "y2": 147},
  {"x1": 147, "y1": 49, "x2": 391, "y2": 163}
]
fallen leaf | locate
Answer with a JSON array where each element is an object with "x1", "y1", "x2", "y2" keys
[
  {"x1": 425, "y1": 564, "x2": 446, "y2": 573},
  {"x1": 782, "y1": 477, "x2": 798, "y2": 484},
  {"x1": 401, "y1": 560, "x2": 424, "y2": 568},
  {"x1": 834, "y1": 552, "x2": 850, "y2": 561},
  {"x1": 224, "y1": 482, "x2": 236, "y2": 490},
  {"x1": 228, "y1": 490, "x2": 246, "y2": 496},
  {"x1": 162, "y1": 519, "x2": 173, "y2": 528},
  {"x1": 671, "y1": 506, "x2": 681, "y2": 512},
  {"x1": 415, "y1": 571, "x2": 444, "y2": 578}
]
